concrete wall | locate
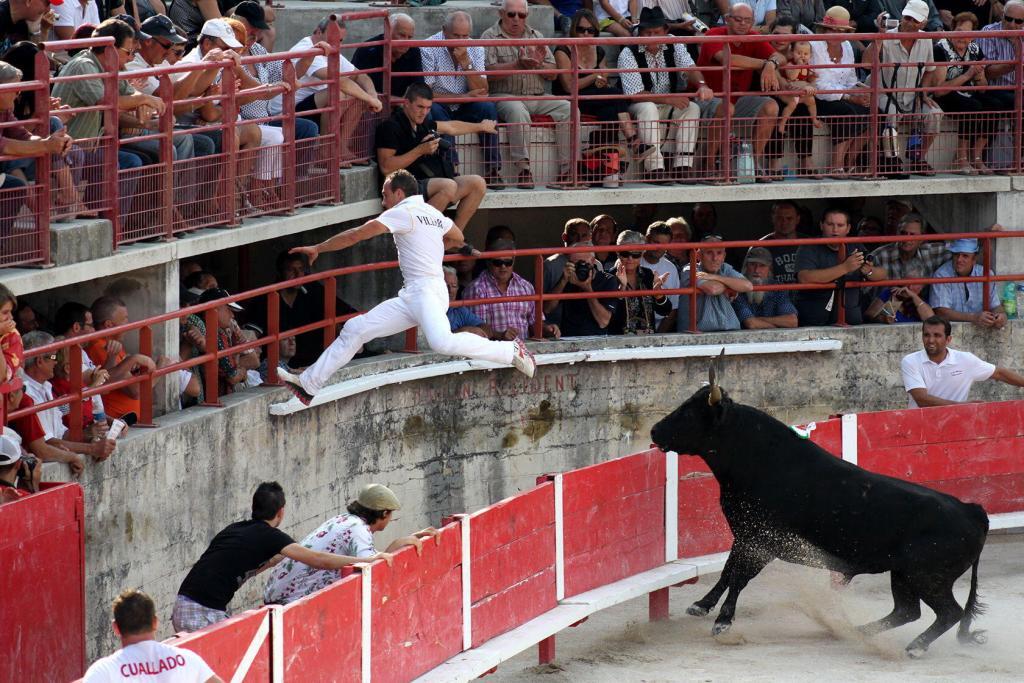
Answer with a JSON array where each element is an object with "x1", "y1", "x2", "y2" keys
[{"x1": 68, "y1": 321, "x2": 1024, "y2": 659}]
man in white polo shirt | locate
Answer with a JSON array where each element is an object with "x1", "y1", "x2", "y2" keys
[
  {"x1": 900, "y1": 316, "x2": 1024, "y2": 408},
  {"x1": 278, "y1": 169, "x2": 536, "y2": 406},
  {"x1": 84, "y1": 589, "x2": 221, "y2": 682}
]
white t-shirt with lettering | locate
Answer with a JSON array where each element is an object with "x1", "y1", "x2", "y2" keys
[
  {"x1": 376, "y1": 195, "x2": 453, "y2": 284},
  {"x1": 901, "y1": 347, "x2": 995, "y2": 408},
  {"x1": 83, "y1": 640, "x2": 215, "y2": 682},
  {"x1": 289, "y1": 36, "x2": 356, "y2": 109}
]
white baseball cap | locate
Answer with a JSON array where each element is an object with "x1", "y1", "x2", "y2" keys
[
  {"x1": 902, "y1": 0, "x2": 929, "y2": 23},
  {"x1": 200, "y1": 19, "x2": 243, "y2": 49},
  {"x1": 0, "y1": 434, "x2": 22, "y2": 467}
]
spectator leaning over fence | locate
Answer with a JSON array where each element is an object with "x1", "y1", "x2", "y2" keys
[
  {"x1": 482, "y1": 0, "x2": 573, "y2": 189},
  {"x1": 639, "y1": 221, "x2": 681, "y2": 330},
  {"x1": 21, "y1": 331, "x2": 117, "y2": 461},
  {"x1": 676, "y1": 234, "x2": 751, "y2": 332},
  {"x1": 173, "y1": 482, "x2": 393, "y2": 632},
  {"x1": 0, "y1": 283, "x2": 24, "y2": 396},
  {"x1": 192, "y1": 288, "x2": 259, "y2": 396},
  {"x1": 755, "y1": 199, "x2": 808, "y2": 292},
  {"x1": 733, "y1": 246, "x2": 799, "y2": 328},
  {"x1": 933, "y1": 11, "x2": 1002, "y2": 174},
  {"x1": 264, "y1": 484, "x2": 437, "y2": 606},
  {"x1": 794, "y1": 207, "x2": 887, "y2": 326},
  {"x1": 84, "y1": 589, "x2": 222, "y2": 683},
  {"x1": 556, "y1": 241, "x2": 622, "y2": 336},
  {"x1": 861, "y1": 1, "x2": 943, "y2": 175},
  {"x1": 85, "y1": 295, "x2": 168, "y2": 419},
  {"x1": 0, "y1": 433, "x2": 36, "y2": 504},
  {"x1": 421, "y1": 10, "x2": 502, "y2": 188},
  {"x1": 607, "y1": 230, "x2": 673, "y2": 334},
  {"x1": 352, "y1": 12, "x2": 424, "y2": 100},
  {"x1": 289, "y1": 17, "x2": 383, "y2": 166},
  {"x1": 463, "y1": 241, "x2": 561, "y2": 340},
  {"x1": 928, "y1": 238, "x2": 1007, "y2": 329},
  {"x1": 900, "y1": 316, "x2": 1024, "y2": 408},
  {"x1": 375, "y1": 82, "x2": 492, "y2": 230},
  {"x1": 0, "y1": 60, "x2": 75, "y2": 233},
  {"x1": 542, "y1": 217, "x2": 592, "y2": 324},
  {"x1": 697, "y1": 3, "x2": 784, "y2": 181},
  {"x1": 978, "y1": 0, "x2": 1024, "y2": 113},
  {"x1": 618, "y1": 6, "x2": 722, "y2": 184}
]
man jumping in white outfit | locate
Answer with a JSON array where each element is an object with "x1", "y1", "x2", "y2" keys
[{"x1": 278, "y1": 169, "x2": 536, "y2": 406}]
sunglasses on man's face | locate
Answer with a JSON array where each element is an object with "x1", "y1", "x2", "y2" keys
[
  {"x1": 1006, "y1": 15, "x2": 1024, "y2": 24},
  {"x1": 489, "y1": 258, "x2": 514, "y2": 267},
  {"x1": 621, "y1": 251, "x2": 644, "y2": 259},
  {"x1": 505, "y1": 11, "x2": 528, "y2": 19}
]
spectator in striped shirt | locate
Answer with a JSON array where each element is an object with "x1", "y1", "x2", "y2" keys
[
  {"x1": 463, "y1": 240, "x2": 561, "y2": 340},
  {"x1": 978, "y1": 0, "x2": 1024, "y2": 112}
]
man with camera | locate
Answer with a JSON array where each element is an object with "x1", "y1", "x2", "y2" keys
[
  {"x1": 549, "y1": 242, "x2": 621, "y2": 337},
  {"x1": 0, "y1": 433, "x2": 39, "y2": 504},
  {"x1": 376, "y1": 83, "x2": 493, "y2": 230}
]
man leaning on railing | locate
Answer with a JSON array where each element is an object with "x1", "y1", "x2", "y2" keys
[{"x1": 928, "y1": 237, "x2": 1008, "y2": 329}]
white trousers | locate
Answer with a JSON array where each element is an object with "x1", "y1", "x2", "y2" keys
[
  {"x1": 299, "y1": 279, "x2": 517, "y2": 394},
  {"x1": 255, "y1": 124, "x2": 284, "y2": 181},
  {"x1": 628, "y1": 101, "x2": 700, "y2": 171}
]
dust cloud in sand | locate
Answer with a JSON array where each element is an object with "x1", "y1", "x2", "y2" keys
[{"x1": 488, "y1": 535, "x2": 1024, "y2": 682}]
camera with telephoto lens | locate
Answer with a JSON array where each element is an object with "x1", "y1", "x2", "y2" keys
[
  {"x1": 424, "y1": 132, "x2": 452, "y2": 152},
  {"x1": 574, "y1": 261, "x2": 593, "y2": 280},
  {"x1": 18, "y1": 455, "x2": 38, "y2": 493}
]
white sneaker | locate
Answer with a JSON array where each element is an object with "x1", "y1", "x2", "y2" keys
[
  {"x1": 511, "y1": 338, "x2": 536, "y2": 378},
  {"x1": 277, "y1": 368, "x2": 314, "y2": 406}
]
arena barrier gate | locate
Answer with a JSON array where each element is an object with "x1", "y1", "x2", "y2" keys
[
  {"x1": 54, "y1": 399, "x2": 1024, "y2": 681},
  {"x1": 0, "y1": 483, "x2": 86, "y2": 683}
]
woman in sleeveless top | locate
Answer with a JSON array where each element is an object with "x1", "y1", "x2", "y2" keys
[{"x1": 552, "y1": 9, "x2": 653, "y2": 159}]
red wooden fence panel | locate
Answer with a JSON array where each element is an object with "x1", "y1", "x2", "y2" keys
[
  {"x1": 0, "y1": 483, "x2": 86, "y2": 683},
  {"x1": 561, "y1": 450, "x2": 665, "y2": 598},
  {"x1": 168, "y1": 608, "x2": 271, "y2": 683},
  {"x1": 469, "y1": 482, "x2": 557, "y2": 647},
  {"x1": 370, "y1": 523, "x2": 463, "y2": 683},
  {"x1": 677, "y1": 456, "x2": 733, "y2": 558},
  {"x1": 280, "y1": 573, "x2": 362, "y2": 682}
]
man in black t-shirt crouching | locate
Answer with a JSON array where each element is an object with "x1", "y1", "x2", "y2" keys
[
  {"x1": 375, "y1": 82, "x2": 493, "y2": 230},
  {"x1": 172, "y1": 482, "x2": 392, "y2": 632}
]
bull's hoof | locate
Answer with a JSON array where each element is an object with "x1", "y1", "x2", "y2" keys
[
  {"x1": 687, "y1": 604, "x2": 709, "y2": 617},
  {"x1": 958, "y1": 629, "x2": 988, "y2": 646},
  {"x1": 905, "y1": 646, "x2": 927, "y2": 659},
  {"x1": 712, "y1": 621, "x2": 732, "y2": 636}
]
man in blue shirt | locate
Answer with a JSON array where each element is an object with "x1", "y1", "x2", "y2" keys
[
  {"x1": 929, "y1": 238, "x2": 1007, "y2": 329},
  {"x1": 733, "y1": 247, "x2": 798, "y2": 328},
  {"x1": 677, "y1": 235, "x2": 753, "y2": 332}
]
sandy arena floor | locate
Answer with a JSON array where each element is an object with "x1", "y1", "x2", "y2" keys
[{"x1": 488, "y1": 535, "x2": 1024, "y2": 682}]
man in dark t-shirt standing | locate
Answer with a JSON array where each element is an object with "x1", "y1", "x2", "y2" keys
[
  {"x1": 172, "y1": 482, "x2": 392, "y2": 632},
  {"x1": 375, "y1": 82, "x2": 494, "y2": 230},
  {"x1": 0, "y1": 0, "x2": 52, "y2": 55},
  {"x1": 351, "y1": 13, "x2": 424, "y2": 100}
]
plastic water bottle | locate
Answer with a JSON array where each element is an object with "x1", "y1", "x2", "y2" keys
[
  {"x1": 907, "y1": 133, "x2": 923, "y2": 162},
  {"x1": 1002, "y1": 281, "x2": 1018, "y2": 319},
  {"x1": 736, "y1": 141, "x2": 756, "y2": 184}
]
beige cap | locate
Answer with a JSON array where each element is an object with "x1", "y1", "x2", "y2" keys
[{"x1": 357, "y1": 483, "x2": 401, "y2": 511}]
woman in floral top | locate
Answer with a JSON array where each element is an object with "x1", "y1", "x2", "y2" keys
[{"x1": 263, "y1": 484, "x2": 439, "y2": 605}]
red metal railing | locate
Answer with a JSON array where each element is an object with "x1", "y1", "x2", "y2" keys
[
  {"x1": 5, "y1": 231, "x2": 1022, "y2": 444},
  {"x1": 2, "y1": 27, "x2": 1024, "y2": 264}
]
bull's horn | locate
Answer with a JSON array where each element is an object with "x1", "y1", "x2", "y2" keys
[{"x1": 708, "y1": 349, "x2": 724, "y2": 406}]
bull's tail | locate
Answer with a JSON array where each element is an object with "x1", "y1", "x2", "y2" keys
[{"x1": 957, "y1": 505, "x2": 988, "y2": 646}]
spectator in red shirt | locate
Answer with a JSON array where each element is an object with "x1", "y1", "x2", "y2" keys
[
  {"x1": 697, "y1": 2, "x2": 785, "y2": 180},
  {"x1": 5, "y1": 385, "x2": 85, "y2": 476},
  {"x1": 0, "y1": 284, "x2": 24, "y2": 397}
]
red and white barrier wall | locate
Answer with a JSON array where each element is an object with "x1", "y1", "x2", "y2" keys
[{"x1": 44, "y1": 400, "x2": 1024, "y2": 681}]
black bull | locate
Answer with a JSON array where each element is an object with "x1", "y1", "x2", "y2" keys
[{"x1": 650, "y1": 371, "x2": 989, "y2": 657}]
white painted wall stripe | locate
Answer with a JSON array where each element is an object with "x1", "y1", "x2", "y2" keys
[
  {"x1": 269, "y1": 606, "x2": 283, "y2": 683},
  {"x1": 554, "y1": 474, "x2": 565, "y2": 601},
  {"x1": 461, "y1": 515, "x2": 472, "y2": 651},
  {"x1": 229, "y1": 613, "x2": 269, "y2": 683},
  {"x1": 841, "y1": 413, "x2": 859, "y2": 466},
  {"x1": 361, "y1": 564, "x2": 372, "y2": 683},
  {"x1": 665, "y1": 451, "x2": 679, "y2": 563}
]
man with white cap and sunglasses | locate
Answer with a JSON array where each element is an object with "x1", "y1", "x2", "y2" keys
[
  {"x1": 862, "y1": 0, "x2": 944, "y2": 175},
  {"x1": 264, "y1": 483, "x2": 439, "y2": 605},
  {"x1": 928, "y1": 238, "x2": 1007, "y2": 329},
  {"x1": 0, "y1": 432, "x2": 38, "y2": 504}
]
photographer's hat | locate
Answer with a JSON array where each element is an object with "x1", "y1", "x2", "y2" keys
[{"x1": 0, "y1": 435, "x2": 22, "y2": 467}]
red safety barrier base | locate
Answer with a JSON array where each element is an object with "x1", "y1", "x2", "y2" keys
[
  {"x1": 0, "y1": 483, "x2": 85, "y2": 683},
  {"x1": 279, "y1": 574, "x2": 362, "y2": 683},
  {"x1": 166, "y1": 608, "x2": 272, "y2": 683}
]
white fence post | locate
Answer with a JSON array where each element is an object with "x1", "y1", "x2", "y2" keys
[
  {"x1": 841, "y1": 413, "x2": 859, "y2": 466},
  {"x1": 665, "y1": 451, "x2": 678, "y2": 563},
  {"x1": 554, "y1": 473, "x2": 565, "y2": 601}
]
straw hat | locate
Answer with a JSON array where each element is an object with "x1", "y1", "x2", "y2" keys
[{"x1": 815, "y1": 6, "x2": 855, "y2": 32}]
